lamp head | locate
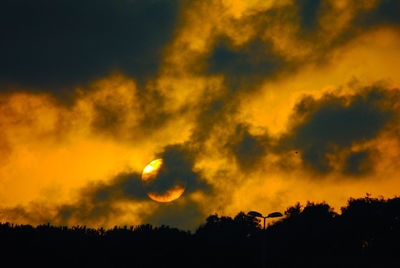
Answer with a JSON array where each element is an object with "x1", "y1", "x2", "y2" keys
[
  {"x1": 267, "y1": 212, "x2": 283, "y2": 218},
  {"x1": 248, "y1": 211, "x2": 263, "y2": 218}
]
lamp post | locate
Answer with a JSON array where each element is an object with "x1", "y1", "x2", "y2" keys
[
  {"x1": 248, "y1": 211, "x2": 283, "y2": 230},
  {"x1": 248, "y1": 211, "x2": 283, "y2": 268}
]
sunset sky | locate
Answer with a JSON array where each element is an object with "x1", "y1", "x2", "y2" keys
[{"x1": 1, "y1": 0, "x2": 400, "y2": 230}]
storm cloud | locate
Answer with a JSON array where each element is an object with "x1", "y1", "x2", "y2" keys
[
  {"x1": 297, "y1": 0, "x2": 324, "y2": 31},
  {"x1": 0, "y1": 0, "x2": 180, "y2": 98},
  {"x1": 354, "y1": 0, "x2": 400, "y2": 28},
  {"x1": 226, "y1": 124, "x2": 267, "y2": 172},
  {"x1": 343, "y1": 150, "x2": 375, "y2": 176},
  {"x1": 206, "y1": 38, "x2": 285, "y2": 91},
  {"x1": 151, "y1": 144, "x2": 211, "y2": 195},
  {"x1": 279, "y1": 86, "x2": 399, "y2": 174},
  {"x1": 50, "y1": 173, "x2": 140, "y2": 225}
]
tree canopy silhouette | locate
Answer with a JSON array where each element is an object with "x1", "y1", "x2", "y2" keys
[{"x1": 1, "y1": 195, "x2": 400, "y2": 267}]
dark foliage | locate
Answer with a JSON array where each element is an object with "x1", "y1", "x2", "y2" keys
[{"x1": 1, "y1": 195, "x2": 400, "y2": 267}]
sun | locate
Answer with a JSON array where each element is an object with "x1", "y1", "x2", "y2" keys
[
  {"x1": 141, "y1": 159, "x2": 186, "y2": 202},
  {"x1": 142, "y1": 159, "x2": 163, "y2": 181}
]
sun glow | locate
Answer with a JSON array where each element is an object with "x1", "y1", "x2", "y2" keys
[
  {"x1": 147, "y1": 185, "x2": 186, "y2": 203},
  {"x1": 142, "y1": 159, "x2": 163, "y2": 178}
]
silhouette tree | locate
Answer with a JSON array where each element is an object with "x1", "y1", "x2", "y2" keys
[{"x1": 1, "y1": 196, "x2": 400, "y2": 267}]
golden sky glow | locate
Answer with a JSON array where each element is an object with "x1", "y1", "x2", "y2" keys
[{"x1": 0, "y1": 0, "x2": 400, "y2": 230}]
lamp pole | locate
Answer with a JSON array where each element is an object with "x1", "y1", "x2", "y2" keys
[
  {"x1": 263, "y1": 216, "x2": 266, "y2": 231},
  {"x1": 248, "y1": 211, "x2": 283, "y2": 268}
]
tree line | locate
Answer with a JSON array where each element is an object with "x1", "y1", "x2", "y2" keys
[{"x1": 1, "y1": 195, "x2": 399, "y2": 267}]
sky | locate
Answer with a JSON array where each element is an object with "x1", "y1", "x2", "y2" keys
[{"x1": 0, "y1": 0, "x2": 400, "y2": 230}]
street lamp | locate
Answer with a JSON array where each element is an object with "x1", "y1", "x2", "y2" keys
[
  {"x1": 247, "y1": 211, "x2": 283, "y2": 268},
  {"x1": 248, "y1": 211, "x2": 283, "y2": 230}
]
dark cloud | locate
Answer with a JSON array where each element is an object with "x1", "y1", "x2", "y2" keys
[
  {"x1": 146, "y1": 144, "x2": 211, "y2": 196},
  {"x1": 133, "y1": 88, "x2": 174, "y2": 135},
  {"x1": 91, "y1": 101, "x2": 128, "y2": 136},
  {"x1": 280, "y1": 87, "x2": 398, "y2": 174},
  {"x1": 190, "y1": 98, "x2": 235, "y2": 146},
  {"x1": 343, "y1": 150, "x2": 374, "y2": 176},
  {"x1": 0, "y1": 204, "x2": 53, "y2": 224},
  {"x1": 245, "y1": 0, "x2": 400, "y2": 67},
  {"x1": 206, "y1": 38, "x2": 285, "y2": 91},
  {"x1": 192, "y1": 38, "x2": 284, "y2": 150},
  {"x1": 296, "y1": 0, "x2": 400, "y2": 34},
  {"x1": 0, "y1": 0, "x2": 180, "y2": 99},
  {"x1": 88, "y1": 80, "x2": 188, "y2": 141},
  {"x1": 297, "y1": 0, "x2": 323, "y2": 31},
  {"x1": 354, "y1": 0, "x2": 400, "y2": 28},
  {"x1": 55, "y1": 172, "x2": 147, "y2": 224},
  {"x1": 143, "y1": 199, "x2": 206, "y2": 231},
  {"x1": 226, "y1": 124, "x2": 267, "y2": 172}
]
